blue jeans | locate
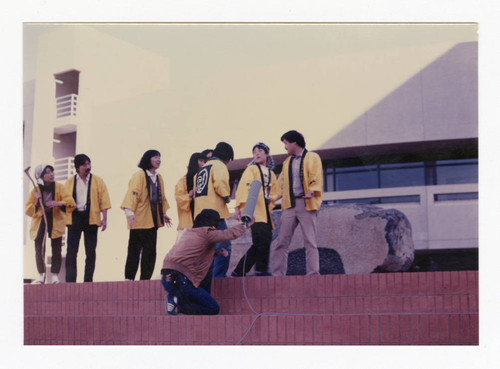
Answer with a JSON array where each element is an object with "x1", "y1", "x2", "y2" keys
[
  {"x1": 161, "y1": 272, "x2": 219, "y2": 315},
  {"x1": 212, "y1": 219, "x2": 231, "y2": 278}
]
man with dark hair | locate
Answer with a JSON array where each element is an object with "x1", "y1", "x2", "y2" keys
[
  {"x1": 64, "y1": 154, "x2": 111, "y2": 283},
  {"x1": 160, "y1": 209, "x2": 252, "y2": 315},
  {"x1": 270, "y1": 130, "x2": 323, "y2": 276},
  {"x1": 121, "y1": 149, "x2": 173, "y2": 280},
  {"x1": 194, "y1": 142, "x2": 234, "y2": 280}
]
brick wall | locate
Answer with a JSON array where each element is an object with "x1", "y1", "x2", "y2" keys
[{"x1": 24, "y1": 271, "x2": 478, "y2": 345}]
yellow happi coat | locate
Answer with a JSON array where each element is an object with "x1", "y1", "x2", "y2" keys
[
  {"x1": 121, "y1": 170, "x2": 170, "y2": 229},
  {"x1": 64, "y1": 174, "x2": 111, "y2": 226},
  {"x1": 25, "y1": 182, "x2": 76, "y2": 240},
  {"x1": 235, "y1": 164, "x2": 277, "y2": 228},
  {"x1": 174, "y1": 175, "x2": 194, "y2": 230},
  {"x1": 277, "y1": 150, "x2": 324, "y2": 211},
  {"x1": 193, "y1": 159, "x2": 231, "y2": 219}
]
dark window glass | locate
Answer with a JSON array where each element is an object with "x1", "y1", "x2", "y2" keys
[
  {"x1": 379, "y1": 195, "x2": 420, "y2": 204},
  {"x1": 380, "y1": 162, "x2": 423, "y2": 169},
  {"x1": 435, "y1": 159, "x2": 478, "y2": 185},
  {"x1": 335, "y1": 165, "x2": 377, "y2": 191},
  {"x1": 436, "y1": 159, "x2": 477, "y2": 165},
  {"x1": 434, "y1": 192, "x2": 478, "y2": 201},
  {"x1": 336, "y1": 197, "x2": 379, "y2": 204},
  {"x1": 326, "y1": 195, "x2": 420, "y2": 205},
  {"x1": 324, "y1": 167, "x2": 335, "y2": 192},
  {"x1": 265, "y1": 157, "x2": 478, "y2": 195},
  {"x1": 380, "y1": 164, "x2": 425, "y2": 188}
]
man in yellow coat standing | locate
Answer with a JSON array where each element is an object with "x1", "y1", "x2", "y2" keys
[
  {"x1": 64, "y1": 154, "x2": 111, "y2": 283},
  {"x1": 270, "y1": 130, "x2": 323, "y2": 276}
]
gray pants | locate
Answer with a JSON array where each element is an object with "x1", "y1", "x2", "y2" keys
[{"x1": 270, "y1": 198, "x2": 320, "y2": 276}]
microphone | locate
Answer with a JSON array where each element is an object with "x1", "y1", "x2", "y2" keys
[{"x1": 241, "y1": 180, "x2": 262, "y2": 225}]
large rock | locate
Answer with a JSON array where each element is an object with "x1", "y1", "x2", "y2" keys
[{"x1": 229, "y1": 203, "x2": 414, "y2": 275}]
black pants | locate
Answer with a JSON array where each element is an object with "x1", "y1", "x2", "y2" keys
[
  {"x1": 233, "y1": 222, "x2": 273, "y2": 275},
  {"x1": 65, "y1": 211, "x2": 99, "y2": 283},
  {"x1": 124, "y1": 228, "x2": 158, "y2": 280},
  {"x1": 34, "y1": 217, "x2": 62, "y2": 274}
]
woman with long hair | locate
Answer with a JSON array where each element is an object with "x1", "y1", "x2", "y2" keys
[{"x1": 174, "y1": 152, "x2": 205, "y2": 239}]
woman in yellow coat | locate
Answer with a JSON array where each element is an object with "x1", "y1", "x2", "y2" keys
[
  {"x1": 121, "y1": 150, "x2": 173, "y2": 280},
  {"x1": 232, "y1": 143, "x2": 278, "y2": 276},
  {"x1": 25, "y1": 164, "x2": 76, "y2": 284},
  {"x1": 174, "y1": 152, "x2": 206, "y2": 239}
]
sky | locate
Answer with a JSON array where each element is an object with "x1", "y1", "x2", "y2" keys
[{"x1": 3, "y1": 0, "x2": 500, "y2": 368}]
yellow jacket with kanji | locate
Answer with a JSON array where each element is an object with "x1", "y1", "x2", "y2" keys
[
  {"x1": 121, "y1": 170, "x2": 170, "y2": 229},
  {"x1": 235, "y1": 164, "x2": 278, "y2": 228},
  {"x1": 64, "y1": 174, "x2": 111, "y2": 226},
  {"x1": 174, "y1": 175, "x2": 194, "y2": 230},
  {"x1": 193, "y1": 159, "x2": 231, "y2": 219},
  {"x1": 277, "y1": 150, "x2": 323, "y2": 211},
  {"x1": 25, "y1": 182, "x2": 76, "y2": 240}
]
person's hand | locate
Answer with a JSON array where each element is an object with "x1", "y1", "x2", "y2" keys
[
  {"x1": 34, "y1": 191, "x2": 42, "y2": 205},
  {"x1": 45, "y1": 200, "x2": 62, "y2": 208},
  {"x1": 164, "y1": 214, "x2": 173, "y2": 228},
  {"x1": 303, "y1": 191, "x2": 315, "y2": 199},
  {"x1": 188, "y1": 190, "x2": 194, "y2": 200},
  {"x1": 127, "y1": 214, "x2": 135, "y2": 228},
  {"x1": 215, "y1": 248, "x2": 229, "y2": 257},
  {"x1": 244, "y1": 216, "x2": 256, "y2": 228},
  {"x1": 233, "y1": 206, "x2": 242, "y2": 221},
  {"x1": 100, "y1": 218, "x2": 107, "y2": 231}
]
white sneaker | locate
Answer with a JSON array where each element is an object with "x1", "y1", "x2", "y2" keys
[
  {"x1": 52, "y1": 275, "x2": 60, "y2": 284},
  {"x1": 166, "y1": 294, "x2": 178, "y2": 315},
  {"x1": 32, "y1": 274, "x2": 45, "y2": 284}
]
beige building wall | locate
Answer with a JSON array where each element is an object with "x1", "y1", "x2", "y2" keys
[
  {"x1": 24, "y1": 24, "x2": 478, "y2": 281},
  {"x1": 318, "y1": 42, "x2": 478, "y2": 251},
  {"x1": 25, "y1": 26, "x2": 172, "y2": 281}
]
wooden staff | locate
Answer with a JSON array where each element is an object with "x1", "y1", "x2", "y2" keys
[{"x1": 24, "y1": 166, "x2": 49, "y2": 283}]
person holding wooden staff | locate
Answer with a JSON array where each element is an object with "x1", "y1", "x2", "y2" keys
[{"x1": 25, "y1": 164, "x2": 76, "y2": 284}]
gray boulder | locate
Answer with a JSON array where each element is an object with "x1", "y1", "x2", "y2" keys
[{"x1": 229, "y1": 203, "x2": 414, "y2": 275}]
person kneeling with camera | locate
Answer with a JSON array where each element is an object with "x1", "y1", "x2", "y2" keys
[{"x1": 160, "y1": 209, "x2": 253, "y2": 315}]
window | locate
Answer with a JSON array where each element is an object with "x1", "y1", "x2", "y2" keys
[
  {"x1": 324, "y1": 195, "x2": 420, "y2": 205},
  {"x1": 434, "y1": 193, "x2": 478, "y2": 201},
  {"x1": 380, "y1": 162, "x2": 425, "y2": 188},
  {"x1": 434, "y1": 159, "x2": 478, "y2": 185},
  {"x1": 54, "y1": 70, "x2": 80, "y2": 119},
  {"x1": 335, "y1": 165, "x2": 378, "y2": 191},
  {"x1": 321, "y1": 158, "x2": 477, "y2": 192}
]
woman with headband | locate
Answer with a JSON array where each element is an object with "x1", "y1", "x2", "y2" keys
[{"x1": 232, "y1": 142, "x2": 278, "y2": 276}]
